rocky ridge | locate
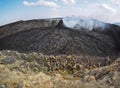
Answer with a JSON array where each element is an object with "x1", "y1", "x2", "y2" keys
[
  {"x1": 0, "y1": 50, "x2": 120, "y2": 88},
  {"x1": 0, "y1": 18, "x2": 61, "y2": 39}
]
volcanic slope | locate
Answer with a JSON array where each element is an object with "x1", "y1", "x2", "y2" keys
[{"x1": 0, "y1": 23, "x2": 117, "y2": 57}]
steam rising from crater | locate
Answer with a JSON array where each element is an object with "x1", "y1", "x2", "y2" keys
[{"x1": 63, "y1": 16, "x2": 110, "y2": 30}]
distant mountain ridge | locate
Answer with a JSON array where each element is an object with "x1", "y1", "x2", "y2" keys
[{"x1": 115, "y1": 22, "x2": 120, "y2": 26}]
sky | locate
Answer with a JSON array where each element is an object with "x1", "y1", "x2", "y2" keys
[{"x1": 0, "y1": 0, "x2": 120, "y2": 26}]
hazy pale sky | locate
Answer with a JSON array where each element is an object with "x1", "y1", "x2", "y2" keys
[{"x1": 0, "y1": 0, "x2": 120, "y2": 25}]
